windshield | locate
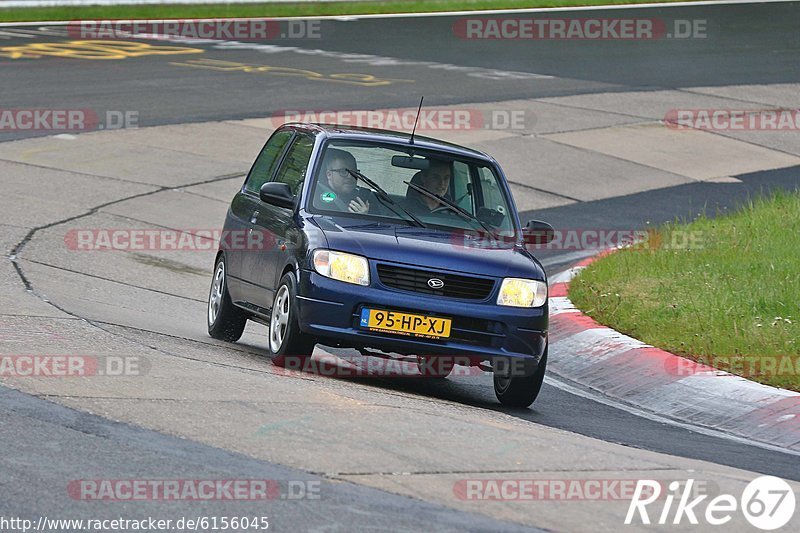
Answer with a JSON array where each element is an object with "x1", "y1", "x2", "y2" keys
[{"x1": 308, "y1": 139, "x2": 516, "y2": 236}]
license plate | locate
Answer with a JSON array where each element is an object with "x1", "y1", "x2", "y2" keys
[{"x1": 360, "y1": 308, "x2": 451, "y2": 339}]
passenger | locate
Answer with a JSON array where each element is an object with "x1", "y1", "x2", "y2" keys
[
  {"x1": 404, "y1": 159, "x2": 453, "y2": 214},
  {"x1": 316, "y1": 148, "x2": 372, "y2": 214}
]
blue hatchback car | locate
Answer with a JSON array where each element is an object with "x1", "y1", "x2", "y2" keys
[{"x1": 208, "y1": 123, "x2": 554, "y2": 407}]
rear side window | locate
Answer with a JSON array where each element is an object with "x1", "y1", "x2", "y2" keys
[
  {"x1": 273, "y1": 133, "x2": 315, "y2": 195},
  {"x1": 244, "y1": 130, "x2": 293, "y2": 194}
]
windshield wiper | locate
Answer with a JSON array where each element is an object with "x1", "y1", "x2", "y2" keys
[
  {"x1": 345, "y1": 169, "x2": 426, "y2": 229},
  {"x1": 403, "y1": 180, "x2": 498, "y2": 238}
]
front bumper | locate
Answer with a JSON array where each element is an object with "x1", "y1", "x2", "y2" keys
[{"x1": 296, "y1": 269, "x2": 547, "y2": 369}]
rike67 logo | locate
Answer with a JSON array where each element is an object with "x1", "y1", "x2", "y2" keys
[{"x1": 626, "y1": 476, "x2": 796, "y2": 530}]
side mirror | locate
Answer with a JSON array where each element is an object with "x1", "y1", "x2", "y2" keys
[
  {"x1": 522, "y1": 220, "x2": 555, "y2": 245},
  {"x1": 260, "y1": 182, "x2": 295, "y2": 209}
]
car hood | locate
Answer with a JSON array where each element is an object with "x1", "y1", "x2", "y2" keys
[{"x1": 311, "y1": 216, "x2": 544, "y2": 280}]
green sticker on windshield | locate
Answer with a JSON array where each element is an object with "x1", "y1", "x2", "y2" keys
[{"x1": 321, "y1": 191, "x2": 336, "y2": 203}]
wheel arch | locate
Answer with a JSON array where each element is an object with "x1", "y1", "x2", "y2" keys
[{"x1": 279, "y1": 259, "x2": 300, "y2": 284}]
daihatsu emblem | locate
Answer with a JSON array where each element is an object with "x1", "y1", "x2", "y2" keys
[{"x1": 428, "y1": 278, "x2": 444, "y2": 289}]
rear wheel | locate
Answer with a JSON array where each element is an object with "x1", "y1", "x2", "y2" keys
[
  {"x1": 493, "y1": 347, "x2": 547, "y2": 408},
  {"x1": 270, "y1": 272, "x2": 318, "y2": 368},
  {"x1": 207, "y1": 255, "x2": 247, "y2": 342}
]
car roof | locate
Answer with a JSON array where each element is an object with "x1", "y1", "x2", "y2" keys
[{"x1": 282, "y1": 122, "x2": 495, "y2": 162}]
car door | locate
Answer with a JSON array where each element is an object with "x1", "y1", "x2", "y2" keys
[
  {"x1": 245, "y1": 132, "x2": 315, "y2": 311},
  {"x1": 225, "y1": 129, "x2": 293, "y2": 304}
]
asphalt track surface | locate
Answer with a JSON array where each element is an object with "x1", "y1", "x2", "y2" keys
[
  {"x1": 0, "y1": 385, "x2": 536, "y2": 532},
  {"x1": 2, "y1": 2, "x2": 800, "y2": 531}
]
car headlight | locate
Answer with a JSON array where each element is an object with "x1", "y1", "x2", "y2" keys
[
  {"x1": 312, "y1": 249, "x2": 370, "y2": 286},
  {"x1": 497, "y1": 278, "x2": 547, "y2": 307}
]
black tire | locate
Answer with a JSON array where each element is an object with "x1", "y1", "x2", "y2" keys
[
  {"x1": 269, "y1": 272, "x2": 318, "y2": 367},
  {"x1": 417, "y1": 355, "x2": 455, "y2": 378},
  {"x1": 493, "y1": 347, "x2": 547, "y2": 408},
  {"x1": 207, "y1": 254, "x2": 247, "y2": 342}
]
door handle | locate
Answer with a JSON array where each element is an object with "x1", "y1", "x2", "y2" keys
[{"x1": 250, "y1": 211, "x2": 259, "y2": 224}]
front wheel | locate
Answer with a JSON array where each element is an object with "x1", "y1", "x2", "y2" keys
[
  {"x1": 270, "y1": 272, "x2": 318, "y2": 367},
  {"x1": 493, "y1": 347, "x2": 547, "y2": 408},
  {"x1": 207, "y1": 254, "x2": 247, "y2": 342}
]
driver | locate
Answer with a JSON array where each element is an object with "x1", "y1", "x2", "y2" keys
[
  {"x1": 403, "y1": 158, "x2": 453, "y2": 214},
  {"x1": 316, "y1": 148, "x2": 372, "y2": 214}
]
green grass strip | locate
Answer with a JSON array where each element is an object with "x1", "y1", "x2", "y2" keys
[
  {"x1": 1, "y1": 0, "x2": 689, "y2": 23},
  {"x1": 569, "y1": 190, "x2": 800, "y2": 391}
]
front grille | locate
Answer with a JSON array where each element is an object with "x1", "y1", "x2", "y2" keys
[{"x1": 376, "y1": 264, "x2": 495, "y2": 300}]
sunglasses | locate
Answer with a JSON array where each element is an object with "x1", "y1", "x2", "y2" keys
[{"x1": 327, "y1": 168, "x2": 358, "y2": 178}]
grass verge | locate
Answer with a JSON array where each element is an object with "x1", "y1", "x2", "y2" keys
[
  {"x1": 568, "y1": 190, "x2": 800, "y2": 391},
  {"x1": 1, "y1": 0, "x2": 689, "y2": 23}
]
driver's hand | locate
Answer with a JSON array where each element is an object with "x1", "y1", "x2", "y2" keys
[{"x1": 348, "y1": 197, "x2": 370, "y2": 214}]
